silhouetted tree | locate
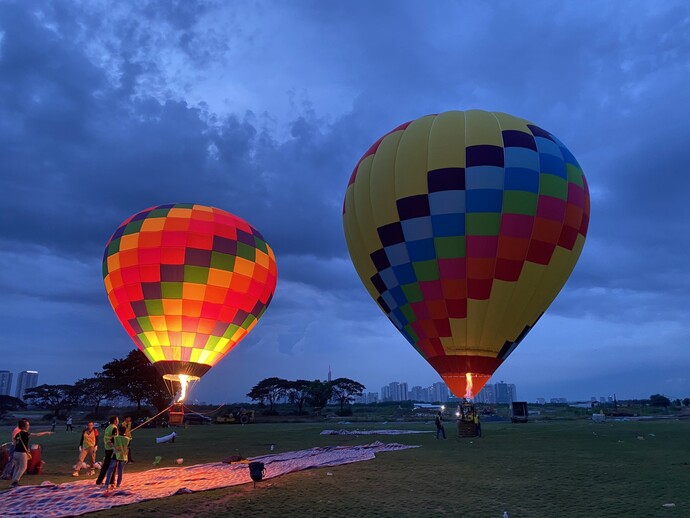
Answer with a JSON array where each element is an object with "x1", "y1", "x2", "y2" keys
[
  {"x1": 306, "y1": 380, "x2": 333, "y2": 412},
  {"x1": 0, "y1": 395, "x2": 26, "y2": 418},
  {"x1": 246, "y1": 377, "x2": 288, "y2": 413},
  {"x1": 23, "y1": 384, "x2": 79, "y2": 417},
  {"x1": 649, "y1": 394, "x2": 671, "y2": 408},
  {"x1": 101, "y1": 350, "x2": 171, "y2": 413},
  {"x1": 683, "y1": 398, "x2": 690, "y2": 407},
  {"x1": 330, "y1": 378, "x2": 365, "y2": 412},
  {"x1": 282, "y1": 379, "x2": 311, "y2": 413},
  {"x1": 74, "y1": 375, "x2": 118, "y2": 419}
]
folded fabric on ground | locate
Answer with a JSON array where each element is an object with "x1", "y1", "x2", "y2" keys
[
  {"x1": 320, "y1": 429, "x2": 432, "y2": 435},
  {"x1": 0, "y1": 441, "x2": 417, "y2": 518},
  {"x1": 155, "y1": 432, "x2": 177, "y2": 444}
]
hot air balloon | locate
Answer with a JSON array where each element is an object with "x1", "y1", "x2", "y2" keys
[
  {"x1": 343, "y1": 110, "x2": 589, "y2": 399},
  {"x1": 103, "y1": 203, "x2": 277, "y2": 399}
]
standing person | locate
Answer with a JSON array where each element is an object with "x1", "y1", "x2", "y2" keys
[
  {"x1": 1, "y1": 421, "x2": 22, "y2": 480},
  {"x1": 104, "y1": 425, "x2": 130, "y2": 490},
  {"x1": 66, "y1": 416, "x2": 73, "y2": 432},
  {"x1": 95, "y1": 416, "x2": 118, "y2": 485},
  {"x1": 72, "y1": 422, "x2": 99, "y2": 477},
  {"x1": 122, "y1": 416, "x2": 135, "y2": 463},
  {"x1": 51, "y1": 417, "x2": 57, "y2": 433},
  {"x1": 435, "y1": 411, "x2": 447, "y2": 440},
  {"x1": 474, "y1": 411, "x2": 482, "y2": 437},
  {"x1": 10, "y1": 419, "x2": 53, "y2": 488}
]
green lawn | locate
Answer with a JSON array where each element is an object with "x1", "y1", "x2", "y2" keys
[{"x1": 2, "y1": 419, "x2": 688, "y2": 517}]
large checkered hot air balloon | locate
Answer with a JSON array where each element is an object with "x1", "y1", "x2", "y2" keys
[
  {"x1": 103, "y1": 204, "x2": 277, "y2": 393},
  {"x1": 343, "y1": 110, "x2": 590, "y2": 399}
]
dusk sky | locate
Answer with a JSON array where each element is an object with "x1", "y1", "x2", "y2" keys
[{"x1": 1, "y1": 1, "x2": 689, "y2": 404}]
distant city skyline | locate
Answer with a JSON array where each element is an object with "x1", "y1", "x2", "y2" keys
[
  {"x1": 14, "y1": 370, "x2": 39, "y2": 400},
  {"x1": 0, "y1": 370, "x2": 13, "y2": 397}
]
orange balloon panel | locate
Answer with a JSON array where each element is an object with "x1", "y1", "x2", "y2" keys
[{"x1": 103, "y1": 203, "x2": 277, "y2": 380}]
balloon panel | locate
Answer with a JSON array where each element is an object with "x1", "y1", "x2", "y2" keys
[
  {"x1": 343, "y1": 111, "x2": 589, "y2": 397},
  {"x1": 103, "y1": 203, "x2": 277, "y2": 379}
]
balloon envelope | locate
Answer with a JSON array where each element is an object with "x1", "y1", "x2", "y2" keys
[
  {"x1": 343, "y1": 110, "x2": 590, "y2": 398},
  {"x1": 103, "y1": 203, "x2": 277, "y2": 382}
]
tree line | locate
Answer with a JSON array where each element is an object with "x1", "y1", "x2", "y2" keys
[
  {"x1": 1, "y1": 350, "x2": 170, "y2": 420},
  {"x1": 0, "y1": 351, "x2": 367, "y2": 420},
  {"x1": 246, "y1": 377, "x2": 365, "y2": 414}
]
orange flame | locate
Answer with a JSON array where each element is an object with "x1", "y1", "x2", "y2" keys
[
  {"x1": 177, "y1": 375, "x2": 190, "y2": 403},
  {"x1": 464, "y1": 372, "x2": 474, "y2": 400}
]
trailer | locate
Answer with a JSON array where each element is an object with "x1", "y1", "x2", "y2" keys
[{"x1": 510, "y1": 401, "x2": 529, "y2": 423}]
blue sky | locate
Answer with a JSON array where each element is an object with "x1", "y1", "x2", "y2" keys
[{"x1": 1, "y1": 1, "x2": 689, "y2": 403}]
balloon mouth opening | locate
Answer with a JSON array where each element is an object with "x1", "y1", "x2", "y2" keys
[
  {"x1": 162, "y1": 374, "x2": 201, "y2": 383},
  {"x1": 163, "y1": 374, "x2": 200, "y2": 403}
]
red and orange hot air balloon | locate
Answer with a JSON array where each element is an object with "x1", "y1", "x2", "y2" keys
[
  {"x1": 103, "y1": 203, "x2": 277, "y2": 398},
  {"x1": 343, "y1": 110, "x2": 589, "y2": 399}
]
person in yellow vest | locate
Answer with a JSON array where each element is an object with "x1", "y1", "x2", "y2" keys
[
  {"x1": 473, "y1": 411, "x2": 482, "y2": 437},
  {"x1": 95, "y1": 416, "x2": 118, "y2": 485},
  {"x1": 104, "y1": 425, "x2": 130, "y2": 490},
  {"x1": 71, "y1": 422, "x2": 99, "y2": 477}
]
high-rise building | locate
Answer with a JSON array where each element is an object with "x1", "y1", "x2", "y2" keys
[
  {"x1": 0, "y1": 371, "x2": 12, "y2": 396},
  {"x1": 15, "y1": 370, "x2": 39, "y2": 400},
  {"x1": 494, "y1": 381, "x2": 514, "y2": 404},
  {"x1": 409, "y1": 386, "x2": 424, "y2": 401},
  {"x1": 421, "y1": 387, "x2": 431, "y2": 402},
  {"x1": 328, "y1": 366, "x2": 332, "y2": 382},
  {"x1": 355, "y1": 392, "x2": 380, "y2": 404},
  {"x1": 380, "y1": 381, "x2": 411, "y2": 402},
  {"x1": 399, "y1": 382, "x2": 408, "y2": 401},
  {"x1": 430, "y1": 382, "x2": 449, "y2": 403},
  {"x1": 475, "y1": 383, "x2": 496, "y2": 404},
  {"x1": 389, "y1": 382, "x2": 401, "y2": 401},
  {"x1": 380, "y1": 385, "x2": 391, "y2": 402},
  {"x1": 387, "y1": 382, "x2": 404, "y2": 401}
]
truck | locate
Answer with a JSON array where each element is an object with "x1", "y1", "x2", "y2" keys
[
  {"x1": 216, "y1": 407, "x2": 255, "y2": 424},
  {"x1": 510, "y1": 401, "x2": 529, "y2": 423}
]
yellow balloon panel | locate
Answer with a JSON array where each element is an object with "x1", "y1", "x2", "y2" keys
[{"x1": 343, "y1": 110, "x2": 590, "y2": 397}]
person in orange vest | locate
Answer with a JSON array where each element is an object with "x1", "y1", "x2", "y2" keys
[{"x1": 72, "y1": 422, "x2": 99, "y2": 477}]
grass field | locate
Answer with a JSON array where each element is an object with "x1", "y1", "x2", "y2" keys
[{"x1": 2, "y1": 418, "x2": 688, "y2": 517}]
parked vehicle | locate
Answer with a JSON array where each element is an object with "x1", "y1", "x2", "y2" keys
[
  {"x1": 183, "y1": 412, "x2": 212, "y2": 425},
  {"x1": 511, "y1": 401, "x2": 529, "y2": 423},
  {"x1": 216, "y1": 408, "x2": 255, "y2": 424}
]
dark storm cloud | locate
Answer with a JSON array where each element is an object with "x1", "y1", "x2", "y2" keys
[{"x1": 1, "y1": 0, "x2": 688, "y2": 400}]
